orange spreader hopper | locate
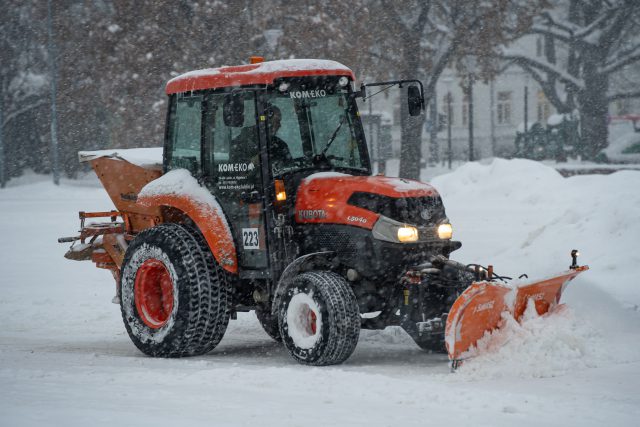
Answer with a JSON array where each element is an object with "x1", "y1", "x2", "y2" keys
[{"x1": 445, "y1": 265, "x2": 589, "y2": 367}]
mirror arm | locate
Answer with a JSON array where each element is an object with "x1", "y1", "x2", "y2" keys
[{"x1": 361, "y1": 79, "x2": 425, "y2": 111}]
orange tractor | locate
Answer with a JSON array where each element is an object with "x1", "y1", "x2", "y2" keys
[{"x1": 60, "y1": 58, "x2": 587, "y2": 367}]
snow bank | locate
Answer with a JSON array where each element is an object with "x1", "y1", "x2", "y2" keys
[
  {"x1": 454, "y1": 305, "x2": 605, "y2": 379},
  {"x1": 430, "y1": 158, "x2": 640, "y2": 378},
  {"x1": 432, "y1": 158, "x2": 640, "y2": 306}
]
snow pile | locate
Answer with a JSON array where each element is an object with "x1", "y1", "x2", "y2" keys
[
  {"x1": 430, "y1": 158, "x2": 640, "y2": 378},
  {"x1": 432, "y1": 158, "x2": 640, "y2": 306},
  {"x1": 455, "y1": 305, "x2": 606, "y2": 380}
]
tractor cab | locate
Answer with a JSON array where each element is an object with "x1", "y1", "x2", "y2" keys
[{"x1": 163, "y1": 58, "x2": 427, "y2": 282}]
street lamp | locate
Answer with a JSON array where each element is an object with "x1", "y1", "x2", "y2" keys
[
  {"x1": 441, "y1": 75, "x2": 454, "y2": 169},
  {"x1": 47, "y1": 0, "x2": 60, "y2": 185},
  {"x1": 462, "y1": 55, "x2": 477, "y2": 162},
  {"x1": 263, "y1": 28, "x2": 283, "y2": 57},
  {"x1": 524, "y1": 72, "x2": 529, "y2": 141}
]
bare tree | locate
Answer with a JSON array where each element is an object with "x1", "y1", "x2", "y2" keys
[
  {"x1": 375, "y1": 0, "x2": 542, "y2": 179},
  {"x1": 502, "y1": 0, "x2": 640, "y2": 159}
]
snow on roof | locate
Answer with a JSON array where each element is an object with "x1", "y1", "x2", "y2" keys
[
  {"x1": 78, "y1": 147, "x2": 163, "y2": 169},
  {"x1": 166, "y1": 59, "x2": 354, "y2": 94},
  {"x1": 245, "y1": 59, "x2": 350, "y2": 73}
]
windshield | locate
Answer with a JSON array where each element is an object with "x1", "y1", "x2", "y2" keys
[{"x1": 266, "y1": 82, "x2": 370, "y2": 176}]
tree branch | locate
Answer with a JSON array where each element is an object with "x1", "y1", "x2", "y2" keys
[
  {"x1": 602, "y1": 50, "x2": 640, "y2": 74},
  {"x1": 608, "y1": 90, "x2": 640, "y2": 103},
  {"x1": 501, "y1": 51, "x2": 584, "y2": 90},
  {"x1": 2, "y1": 99, "x2": 48, "y2": 127}
]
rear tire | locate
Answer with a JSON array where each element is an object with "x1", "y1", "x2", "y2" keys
[
  {"x1": 120, "y1": 223, "x2": 230, "y2": 357},
  {"x1": 278, "y1": 271, "x2": 360, "y2": 366}
]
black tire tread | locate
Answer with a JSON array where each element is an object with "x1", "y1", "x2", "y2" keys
[
  {"x1": 280, "y1": 270, "x2": 360, "y2": 366},
  {"x1": 120, "y1": 223, "x2": 229, "y2": 357}
]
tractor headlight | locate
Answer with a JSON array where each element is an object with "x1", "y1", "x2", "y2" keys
[
  {"x1": 437, "y1": 223, "x2": 453, "y2": 240},
  {"x1": 397, "y1": 226, "x2": 419, "y2": 242},
  {"x1": 372, "y1": 216, "x2": 418, "y2": 243}
]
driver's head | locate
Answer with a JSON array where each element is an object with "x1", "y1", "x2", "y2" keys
[{"x1": 267, "y1": 104, "x2": 281, "y2": 134}]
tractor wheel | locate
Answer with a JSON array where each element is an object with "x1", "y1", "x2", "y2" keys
[
  {"x1": 120, "y1": 223, "x2": 230, "y2": 357},
  {"x1": 255, "y1": 307, "x2": 282, "y2": 342},
  {"x1": 278, "y1": 271, "x2": 360, "y2": 366}
]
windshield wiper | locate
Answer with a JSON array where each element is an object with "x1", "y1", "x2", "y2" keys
[{"x1": 320, "y1": 114, "x2": 347, "y2": 157}]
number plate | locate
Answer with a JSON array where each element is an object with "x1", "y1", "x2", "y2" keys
[{"x1": 242, "y1": 228, "x2": 260, "y2": 250}]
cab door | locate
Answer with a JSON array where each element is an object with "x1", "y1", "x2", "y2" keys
[{"x1": 202, "y1": 91, "x2": 269, "y2": 276}]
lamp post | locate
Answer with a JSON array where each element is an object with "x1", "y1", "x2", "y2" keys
[
  {"x1": 442, "y1": 76, "x2": 454, "y2": 169},
  {"x1": 468, "y1": 79, "x2": 474, "y2": 161},
  {"x1": 429, "y1": 88, "x2": 438, "y2": 166},
  {"x1": 524, "y1": 73, "x2": 529, "y2": 142},
  {"x1": 0, "y1": 80, "x2": 4, "y2": 188},
  {"x1": 47, "y1": 0, "x2": 60, "y2": 185},
  {"x1": 462, "y1": 56, "x2": 477, "y2": 162},
  {"x1": 263, "y1": 28, "x2": 283, "y2": 58}
]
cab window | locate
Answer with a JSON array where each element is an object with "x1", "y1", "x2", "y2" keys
[
  {"x1": 167, "y1": 95, "x2": 202, "y2": 173},
  {"x1": 203, "y1": 92, "x2": 259, "y2": 193}
]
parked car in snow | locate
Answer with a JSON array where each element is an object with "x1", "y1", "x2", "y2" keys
[
  {"x1": 597, "y1": 131, "x2": 640, "y2": 163},
  {"x1": 597, "y1": 116, "x2": 640, "y2": 163}
]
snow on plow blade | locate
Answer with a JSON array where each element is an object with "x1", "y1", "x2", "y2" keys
[{"x1": 445, "y1": 266, "x2": 589, "y2": 365}]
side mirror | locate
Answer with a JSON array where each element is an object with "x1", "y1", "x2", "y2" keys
[
  {"x1": 407, "y1": 85, "x2": 423, "y2": 116},
  {"x1": 223, "y1": 93, "x2": 244, "y2": 127}
]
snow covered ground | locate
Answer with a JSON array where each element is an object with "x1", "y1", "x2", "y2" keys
[{"x1": 1, "y1": 159, "x2": 640, "y2": 426}]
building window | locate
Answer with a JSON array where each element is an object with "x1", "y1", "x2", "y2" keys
[
  {"x1": 496, "y1": 91, "x2": 512, "y2": 125},
  {"x1": 461, "y1": 94, "x2": 469, "y2": 126},
  {"x1": 615, "y1": 99, "x2": 629, "y2": 115},
  {"x1": 537, "y1": 91, "x2": 551, "y2": 123},
  {"x1": 442, "y1": 94, "x2": 454, "y2": 126}
]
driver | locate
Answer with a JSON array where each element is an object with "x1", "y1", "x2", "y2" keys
[
  {"x1": 230, "y1": 104, "x2": 292, "y2": 170},
  {"x1": 266, "y1": 105, "x2": 292, "y2": 171}
]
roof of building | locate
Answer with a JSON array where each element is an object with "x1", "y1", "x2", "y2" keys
[{"x1": 166, "y1": 59, "x2": 355, "y2": 94}]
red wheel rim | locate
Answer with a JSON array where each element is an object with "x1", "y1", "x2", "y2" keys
[
  {"x1": 134, "y1": 259, "x2": 174, "y2": 329},
  {"x1": 308, "y1": 310, "x2": 317, "y2": 335}
]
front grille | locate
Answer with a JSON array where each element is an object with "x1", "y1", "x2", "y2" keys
[
  {"x1": 348, "y1": 192, "x2": 446, "y2": 226},
  {"x1": 314, "y1": 228, "x2": 360, "y2": 256}
]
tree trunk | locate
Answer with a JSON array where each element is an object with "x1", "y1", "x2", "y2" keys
[
  {"x1": 398, "y1": 37, "x2": 425, "y2": 180},
  {"x1": 578, "y1": 53, "x2": 609, "y2": 160}
]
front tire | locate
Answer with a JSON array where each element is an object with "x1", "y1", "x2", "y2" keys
[
  {"x1": 278, "y1": 271, "x2": 360, "y2": 366},
  {"x1": 120, "y1": 223, "x2": 230, "y2": 357},
  {"x1": 255, "y1": 306, "x2": 282, "y2": 342}
]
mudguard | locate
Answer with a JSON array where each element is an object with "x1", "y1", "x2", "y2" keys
[
  {"x1": 138, "y1": 192, "x2": 238, "y2": 274},
  {"x1": 445, "y1": 266, "x2": 589, "y2": 363}
]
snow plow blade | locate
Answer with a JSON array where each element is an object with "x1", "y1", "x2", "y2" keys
[{"x1": 445, "y1": 265, "x2": 589, "y2": 365}]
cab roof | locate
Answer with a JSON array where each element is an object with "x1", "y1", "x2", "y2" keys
[{"x1": 165, "y1": 59, "x2": 355, "y2": 95}]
